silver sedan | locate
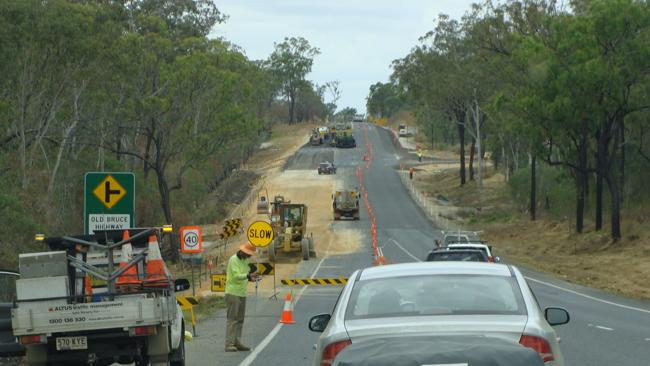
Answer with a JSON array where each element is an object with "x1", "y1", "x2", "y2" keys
[{"x1": 308, "y1": 262, "x2": 569, "y2": 366}]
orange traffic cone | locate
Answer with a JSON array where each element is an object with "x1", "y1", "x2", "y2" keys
[
  {"x1": 279, "y1": 293, "x2": 295, "y2": 324},
  {"x1": 143, "y1": 234, "x2": 171, "y2": 287},
  {"x1": 116, "y1": 230, "x2": 141, "y2": 291},
  {"x1": 84, "y1": 274, "x2": 93, "y2": 302}
]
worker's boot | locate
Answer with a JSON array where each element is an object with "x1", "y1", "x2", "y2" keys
[
  {"x1": 235, "y1": 343, "x2": 251, "y2": 351},
  {"x1": 225, "y1": 344, "x2": 238, "y2": 352}
]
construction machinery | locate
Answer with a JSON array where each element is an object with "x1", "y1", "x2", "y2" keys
[
  {"x1": 333, "y1": 190, "x2": 360, "y2": 220},
  {"x1": 257, "y1": 195, "x2": 269, "y2": 214},
  {"x1": 309, "y1": 130, "x2": 323, "y2": 146},
  {"x1": 268, "y1": 197, "x2": 314, "y2": 261}
]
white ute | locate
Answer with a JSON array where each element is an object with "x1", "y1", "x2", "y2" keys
[{"x1": 11, "y1": 228, "x2": 189, "y2": 366}]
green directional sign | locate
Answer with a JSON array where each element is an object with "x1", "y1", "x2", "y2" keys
[{"x1": 84, "y1": 172, "x2": 135, "y2": 234}]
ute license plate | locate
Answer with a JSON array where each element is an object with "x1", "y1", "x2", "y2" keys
[{"x1": 56, "y1": 336, "x2": 87, "y2": 351}]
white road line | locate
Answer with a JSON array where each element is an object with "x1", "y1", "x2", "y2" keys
[
  {"x1": 595, "y1": 325, "x2": 614, "y2": 331},
  {"x1": 239, "y1": 240, "x2": 333, "y2": 366},
  {"x1": 644, "y1": 338, "x2": 650, "y2": 341},
  {"x1": 525, "y1": 276, "x2": 650, "y2": 315},
  {"x1": 389, "y1": 238, "x2": 422, "y2": 262}
]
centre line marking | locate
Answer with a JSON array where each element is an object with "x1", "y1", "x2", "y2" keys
[
  {"x1": 390, "y1": 238, "x2": 422, "y2": 262},
  {"x1": 595, "y1": 325, "x2": 614, "y2": 331}
]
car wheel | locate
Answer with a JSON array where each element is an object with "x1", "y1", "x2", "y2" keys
[
  {"x1": 169, "y1": 332, "x2": 185, "y2": 366},
  {"x1": 301, "y1": 239, "x2": 310, "y2": 261}
]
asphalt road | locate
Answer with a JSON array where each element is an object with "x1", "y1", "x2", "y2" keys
[{"x1": 188, "y1": 122, "x2": 650, "y2": 366}]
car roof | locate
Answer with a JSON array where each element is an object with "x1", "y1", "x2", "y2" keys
[
  {"x1": 447, "y1": 243, "x2": 489, "y2": 248},
  {"x1": 359, "y1": 262, "x2": 512, "y2": 281}
]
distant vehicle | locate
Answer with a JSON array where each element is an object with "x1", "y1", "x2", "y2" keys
[
  {"x1": 447, "y1": 243, "x2": 499, "y2": 263},
  {"x1": 332, "y1": 190, "x2": 360, "y2": 220},
  {"x1": 308, "y1": 262, "x2": 569, "y2": 366},
  {"x1": 0, "y1": 270, "x2": 24, "y2": 357},
  {"x1": 336, "y1": 135, "x2": 356, "y2": 148},
  {"x1": 398, "y1": 124, "x2": 408, "y2": 137},
  {"x1": 441, "y1": 230, "x2": 482, "y2": 246},
  {"x1": 309, "y1": 130, "x2": 323, "y2": 145},
  {"x1": 353, "y1": 114, "x2": 364, "y2": 122},
  {"x1": 318, "y1": 162, "x2": 337, "y2": 175},
  {"x1": 426, "y1": 248, "x2": 488, "y2": 262}
]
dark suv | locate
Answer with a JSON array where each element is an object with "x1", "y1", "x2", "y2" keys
[
  {"x1": 0, "y1": 270, "x2": 23, "y2": 357},
  {"x1": 425, "y1": 248, "x2": 489, "y2": 262}
]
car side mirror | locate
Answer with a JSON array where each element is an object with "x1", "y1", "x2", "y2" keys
[
  {"x1": 494, "y1": 256, "x2": 501, "y2": 263},
  {"x1": 174, "y1": 278, "x2": 191, "y2": 292},
  {"x1": 545, "y1": 307, "x2": 570, "y2": 326},
  {"x1": 308, "y1": 313, "x2": 331, "y2": 333}
]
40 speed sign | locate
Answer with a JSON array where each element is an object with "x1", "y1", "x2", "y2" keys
[{"x1": 180, "y1": 226, "x2": 202, "y2": 254}]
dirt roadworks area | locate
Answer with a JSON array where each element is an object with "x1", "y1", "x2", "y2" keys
[{"x1": 193, "y1": 124, "x2": 362, "y2": 297}]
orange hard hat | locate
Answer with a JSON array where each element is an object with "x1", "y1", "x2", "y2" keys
[{"x1": 239, "y1": 242, "x2": 256, "y2": 256}]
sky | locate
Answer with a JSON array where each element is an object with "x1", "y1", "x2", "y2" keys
[{"x1": 210, "y1": 1, "x2": 476, "y2": 113}]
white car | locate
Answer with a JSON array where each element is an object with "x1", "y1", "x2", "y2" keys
[
  {"x1": 309, "y1": 262, "x2": 569, "y2": 366},
  {"x1": 447, "y1": 243, "x2": 499, "y2": 262}
]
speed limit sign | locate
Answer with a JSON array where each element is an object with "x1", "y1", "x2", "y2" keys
[{"x1": 180, "y1": 226, "x2": 202, "y2": 254}]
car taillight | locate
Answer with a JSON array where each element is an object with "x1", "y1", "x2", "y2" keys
[
  {"x1": 320, "y1": 339, "x2": 351, "y2": 366},
  {"x1": 19, "y1": 334, "x2": 45, "y2": 345},
  {"x1": 519, "y1": 334, "x2": 554, "y2": 362},
  {"x1": 130, "y1": 326, "x2": 157, "y2": 337}
]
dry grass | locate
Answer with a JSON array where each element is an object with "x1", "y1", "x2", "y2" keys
[{"x1": 413, "y1": 159, "x2": 650, "y2": 301}]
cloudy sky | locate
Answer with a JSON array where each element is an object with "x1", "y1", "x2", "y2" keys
[{"x1": 210, "y1": 1, "x2": 476, "y2": 113}]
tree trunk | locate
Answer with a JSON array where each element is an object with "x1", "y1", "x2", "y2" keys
[
  {"x1": 458, "y1": 122, "x2": 466, "y2": 185},
  {"x1": 469, "y1": 136, "x2": 476, "y2": 181},
  {"x1": 575, "y1": 125, "x2": 589, "y2": 233},
  {"x1": 155, "y1": 168, "x2": 179, "y2": 261},
  {"x1": 576, "y1": 170, "x2": 585, "y2": 234},
  {"x1": 530, "y1": 155, "x2": 536, "y2": 221},
  {"x1": 289, "y1": 89, "x2": 296, "y2": 123},
  {"x1": 595, "y1": 129, "x2": 604, "y2": 231}
]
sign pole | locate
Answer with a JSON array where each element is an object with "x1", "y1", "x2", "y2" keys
[{"x1": 191, "y1": 264, "x2": 196, "y2": 297}]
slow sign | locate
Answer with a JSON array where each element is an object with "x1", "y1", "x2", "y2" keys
[{"x1": 247, "y1": 221, "x2": 274, "y2": 247}]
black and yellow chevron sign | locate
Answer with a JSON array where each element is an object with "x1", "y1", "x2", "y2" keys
[
  {"x1": 176, "y1": 296, "x2": 199, "y2": 310},
  {"x1": 281, "y1": 278, "x2": 348, "y2": 286},
  {"x1": 250, "y1": 262, "x2": 274, "y2": 276},
  {"x1": 219, "y1": 218, "x2": 242, "y2": 239}
]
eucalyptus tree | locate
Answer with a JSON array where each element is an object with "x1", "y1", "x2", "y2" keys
[{"x1": 268, "y1": 37, "x2": 321, "y2": 123}]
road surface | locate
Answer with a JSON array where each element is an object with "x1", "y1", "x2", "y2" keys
[{"x1": 186, "y1": 122, "x2": 650, "y2": 366}]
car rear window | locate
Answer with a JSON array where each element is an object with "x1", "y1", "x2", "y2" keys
[
  {"x1": 346, "y1": 275, "x2": 526, "y2": 320},
  {"x1": 426, "y1": 251, "x2": 487, "y2": 262},
  {"x1": 444, "y1": 235, "x2": 469, "y2": 244}
]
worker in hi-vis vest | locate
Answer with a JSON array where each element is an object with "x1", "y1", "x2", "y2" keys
[{"x1": 224, "y1": 242, "x2": 259, "y2": 352}]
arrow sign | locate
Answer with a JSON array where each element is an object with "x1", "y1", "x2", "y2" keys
[{"x1": 249, "y1": 262, "x2": 274, "y2": 276}]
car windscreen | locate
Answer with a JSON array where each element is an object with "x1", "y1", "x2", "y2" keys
[
  {"x1": 426, "y1": 251, "x2": 487, "y2": 262},
  {"x1": 346, "y1": 274, "x2": 526, "y2": 320}
]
